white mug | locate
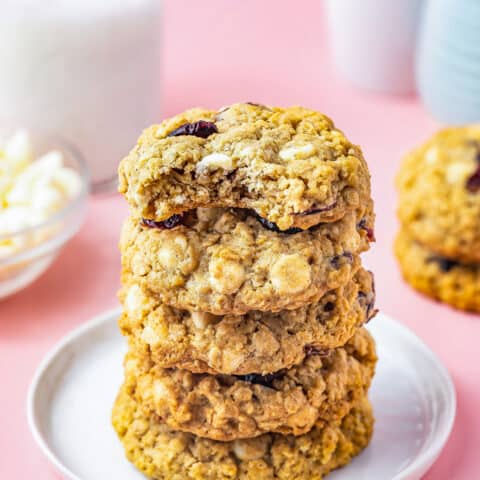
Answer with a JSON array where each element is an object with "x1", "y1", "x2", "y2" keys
[{"x1": 325, "y1": 0, "x2": 423, "y2": 94}]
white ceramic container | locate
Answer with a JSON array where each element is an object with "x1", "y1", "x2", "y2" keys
[
  {"x1": 325, "y1": 0, "x2": 423, "y2": 94},
  {"x1": 416, "y1": 0, "x2": 480, "y2": 123}
]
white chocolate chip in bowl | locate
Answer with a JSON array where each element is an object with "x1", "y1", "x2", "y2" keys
[
  {"x1": 0, "y1": 129, "x2": 88, "y2": 299},
  {"x1": 270, "y1": 254, "x2": 312, "y2": 295}
]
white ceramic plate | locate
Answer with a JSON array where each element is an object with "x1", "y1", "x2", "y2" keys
[{"x1": 27, "y1": 309, "x2": 456, "y2": 480}]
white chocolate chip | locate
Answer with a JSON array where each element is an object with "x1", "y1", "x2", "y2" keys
[
  {"x1": 239, "y1": 145, "x2": 255, "y2": 157},
  {"x1": 52, "y1": 168, "x2": 82, "y2": 196},
  {"x1": 153, "y1": 379, "x2": 171, "y2": 402},
  {"x1": 209, "y1": 257, "x2": 245, "y2": 294},
  {"x1": 425, "y1": 146, "x2": 439, "y2": 164},
  {"x1": 125, "y1": 284, "x2": 143, "y2": 313},
  {"x1": 221, "y1": 350, "x2": 245, "y2": 371},
  {"x1": 124, "y1": 356, "x2": 140, "y2": 375},
  {"x1": 157, "y1": 236, "x2": 188, "y2": 270},
  {"x1": 191, "y1": 311, "x2": 215, "y2": 329},
  {"x1": 31, "y1": 186, "x2": 64, "y2": 214},
  {"x1": 233, "y1": 440, "x2": 266, "y2": 461},
  {"x1": 173, "y1": 194, "x2": 187, "y2": 204},
  {"x1": 207, "y1": 346, "x2": 222, "y2": 365},
  {"x1": 196, "y1": 153, "x2": 233, "y2": 173},
  {"x1": 141, "y1": 325, "x2": 161, "y2": 346},
  {"x1": 0, "y1": 207, "x2": 32, "y2": 234},
  {"x1": 445, "y1": 162, "x2": 473, "y2": 184},
  {"x1": 270, "y1": 254, "x2": 311, "y2": 294},
  {"x1": 3, "y1": 130, "x2": 33, "y2": 168},
  {"x1": 279, "y1": 144, "x2": 315, "y2": 161}
]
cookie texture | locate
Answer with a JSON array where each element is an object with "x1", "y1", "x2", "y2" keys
[
  {"x1": 121, "y1": 328, "x2": 376, "y2": 441},
  {"x1": 120, "y1": 206, "x2": 373, "y2": 315},
  {"x1": 118, "y1": 103, "x2": 372, "y2": 230},
  {"x1": 120, "y1": 268, "x2": 376, "y2": 375},
  {"x1": 397, "y1": 125, "x2": 480, "y2": 263},
  {"x1": 395, "y1": 229, "x2": 480, "y2": 312},
  {"x1": 112, "y1": 383, "x2": 374, "y2": 480}
]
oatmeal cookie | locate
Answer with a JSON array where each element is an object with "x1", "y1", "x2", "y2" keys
[
  {"x1": 121, "y1": 328, "x2": 376, "y2": 441},
  {"x1": 397, "y1": 125, "x2": 480, "y2": 262},
  {"x1": 120, "y1": 268, "x2": 376, "y2": 375},
  {"x1": 395, "y1": 228, "x2": 480, "y2": 311},
  {"x1": 112, "y1": 383, "x2": 373, "y2": 480},
  {"x1": 118, "y1": 103, "x2": 372, "y2": 231},
  {"x1": 120, "y1": 206, "x2": 373, "y2": 315}
]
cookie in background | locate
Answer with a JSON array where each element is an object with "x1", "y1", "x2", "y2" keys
[{"x1": 395, "y1": 125, "x2": 480, "y2": 311}]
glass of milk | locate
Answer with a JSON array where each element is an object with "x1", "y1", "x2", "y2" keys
[{"x1": 0, "y1": 0, "x2": 161, "y2": 193}]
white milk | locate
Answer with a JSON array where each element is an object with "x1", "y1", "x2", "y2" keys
[{"x1": 0, "y1": 0, "x2": 161, "y2": 191}]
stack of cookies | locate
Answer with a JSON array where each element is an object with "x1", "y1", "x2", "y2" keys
[
  {"x1": 396, "y1": 125, "x2": 480, "y2": 312},
  {"x1": 113, "y1": 103, "x2": 378, "y2": 479}
]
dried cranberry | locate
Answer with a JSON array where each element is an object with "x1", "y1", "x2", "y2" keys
[
  {"x1": 358, "y1": 218, "x2": 376, "y2": 242},
  {"x1": 226, "y1": 169, "x2": 238, "y2": 181},
  {"x1": 304, "y1": 345, "x2": 331, "y2": 357},
  {"x1": 237, "y1": 372, "x2": 283, "y2": 388},
  {"x1": 466, "y1": 166, "x2": 480, "y2": 192},
  {"x1": 358, "y1": 291, "x2": 376, "y2": 320},
  {"x1": 297, "y1": 202, "x2": 337, "y2": 217},
  {"x1": 167, "y1": 121, "x2": 218, "y2": 139},
  {"x1": 141, "y1": 214, "x2": 184, "y2": 230},
  {"x1": 253, "y1": 212, "x2": 303, "y2": 234},
  {"x1": 426, "y1": 256, "x2": 458, "y2": 273},
  {"x1": 331, "y1": 252, "x2": 353, "y2": 269},
  {"x1": 323, "y1": 302, "x2": 335, "y2": 312}
]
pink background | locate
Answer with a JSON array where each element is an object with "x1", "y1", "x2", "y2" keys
[{"x1": 0, "y1": 1, "x2": 478, "y2": 478}]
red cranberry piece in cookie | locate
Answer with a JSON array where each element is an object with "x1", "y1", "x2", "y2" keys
[
  {"x1": 304, "y1": 345, "x2": 331, "y2": 357},
  {"x1": 252, "y1": 211, "x2": 303, "y2": 234},
  {"x1": 167, "y1": 121, "x2": 218, "y2": 139},
  {"x1": 426, "y1": 256, "x2": 459, "y2": 273},
  {"x1": 358, "y1": 218, "x2": 376, "y2": 242},
  {"x1": 237, "y1": 372, "x2": 284, "y2": 388},
  {"x1": 141, "y1": 214, "x2": 184, "y2": 229},
  {"x1": 466, "y1": 166, "x2": 480, "y2": 193}
]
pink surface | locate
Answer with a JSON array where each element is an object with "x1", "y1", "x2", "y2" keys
[{"x1": 0, "y1": 1, "x2": 477, "y2": 478}]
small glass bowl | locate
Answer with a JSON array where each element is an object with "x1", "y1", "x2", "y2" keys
[{"x1": 0, "y1": 131, "x2": 89, "y2": 299}]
